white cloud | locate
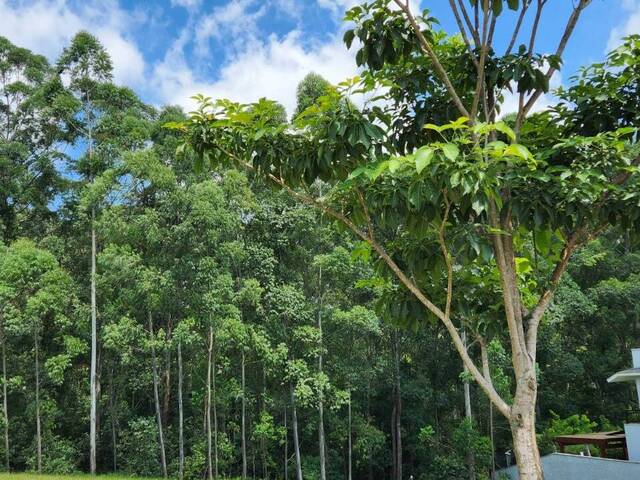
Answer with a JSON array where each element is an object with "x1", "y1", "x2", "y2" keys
[
  {"x1": 607, "y1": 0, "x2": 640, "y2": 51},
  {"x1": 318, "y1": 0, "x2": 421, "y2": 16},
  {"x1": 0, "y1": 0, "x2": 146, "y2": 87},
  {"x1": 194, "y1": 0, "x2": 266, "y2": 57},
  {"x1": 171, "y1": 0, "x2": 201, "y2": 8},
  {"x1": 153, "y1": 30, "x2": 359, "y2": 116}
]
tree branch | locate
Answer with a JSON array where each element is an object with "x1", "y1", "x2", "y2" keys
[
  {"x1": 516, "y1": 0, "x2": 591, "y2": 133},
  {"x1": 505, "y1": 0, "x2": 532, "y2": 55},
  {"x1": 393, "y1": 0, "x2": 471, "y2": 119}
]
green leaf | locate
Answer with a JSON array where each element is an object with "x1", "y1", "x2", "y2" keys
[
  {"x1": 492, "y1": 0, "x2": 503, "y2": 16},
  {"x1": 423, "y1": 123, "x2": 442, "y2": 133},
  {"x1": 415, "y1": 147, "x2": 434, "y2": 174},
  {"x1": 343, "y1": 29, "x2": 356, "y2": 49},
  {"x1": 507, "y1": 0, "x2": 519, "y2": 10},
  {"x1": 494, "y1": 122, "x2": 516, "y2": 141},
  {"x1": 442, "y1": 143, "x2": 460, "y2": 161},
  {"x1": 504, "y1": 143, "x2": 532, "y2": 160},
  {"x1": 388, "y1": 158, "x2": 401, "y2": 173}
]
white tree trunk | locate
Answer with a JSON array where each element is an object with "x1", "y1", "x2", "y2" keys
[
  {"x1": 90, "y1": 215, "x2": 98, "y2": 475},
  {"x1": 148, "y1": 312, "x2": 168, "y2": 478},
  {"x1": 178, "y1": 340, "x2": 184, "y2": 480},
  {"x1": 290, "y1": 384, "x2": 303, "y2": 480},
  {"x1": 511, "y1": 383, "x2": 543, "y2": 480},
  {"x1": 284, "y1": 407, "x2": 288, "y2": 480},
  {"x1": 317, "y1": 263, "x2": 327, "y2": 480},
  {"x1": 1, "y1": 319, "x2": 9, "y2": 471},
  {"x1": 347, "y1": 391, "x2": 352, "y2": 480},
  {"x1": 241, "y1": 350, "x2": 247, "y2": 480},
  {"x1": 206, "y1": 326, "x2": 213, "y2": 480},
  {"x1": 34, "y1": 331, "x2": 42, "y2": 473}
]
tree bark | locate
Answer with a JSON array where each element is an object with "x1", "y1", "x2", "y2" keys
[
  {"x1": 1, "y1": 318, "x2": 9, "y2": 471},
  {"x1": 462, "y1": 331, "x2": 476, "y2": 480},
  {"x1": 241, "y1": 349, "x2": 247, "y2": 480},
  {"x1": 392, "y1": 331, "x2": 402, "y2": 480},
  {"x1": 212, "y1": 337, "x2": 219, "y2": 479},
  {"x1": 284, "y1": 407, "x2": 288, "y2": 480},
  {"x1": 317, "y1": 262, "x2": 327, "y2": 480},
  {"x1": 34, "y1": 330, "x2": 42, "y2": 474},
  {"x1": 90, "y1": 213, "x2": 98, "y2": 475},
  {"x1": 510, "y1": 374, "x2": 543, "y2": 480},
  {"x1": 290, "y1": 384, "x2": 303, "y2": 480},
  {"x1": 177, "y1": 340, "x2": 184, "y2": 480},
  {"x1": 109, "y1": 367, "x2": 117, "y2": 472},
  {"x1": 162, "y1": 318, "x2": 173, "y2": 428},
  {"x1": 347, "y1": 390, "x2": 352, "y2": 480},
  {"x1": 148, "y1": 312, "x2": 168, "y2": 478},
  {"x1": 206, "y1": 326, "x2": 214, "y2": 480}
]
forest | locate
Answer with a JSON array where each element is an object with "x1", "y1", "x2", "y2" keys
[{"x1": 1, "y1": 1, "x2": 640, "y2": 480}]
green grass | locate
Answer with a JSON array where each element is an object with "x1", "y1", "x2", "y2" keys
[{"x1": 0, "y1": 474, "x2": 168, "y2": 480}]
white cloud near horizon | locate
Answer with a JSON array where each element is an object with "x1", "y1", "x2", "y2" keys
[
  {"x1": 153, "y1": 29, "x2": 359, "y2": 115},
  {"x1": 0, "y1": 0, "x2": 146, "y2": 86},
  {"x1": 607, "y1": 0, "x2": 640, "y2": 51}
]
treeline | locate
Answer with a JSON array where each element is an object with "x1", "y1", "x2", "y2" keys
[{"x1": 0, "y1": 31, "x2": 639, "y2": 480}]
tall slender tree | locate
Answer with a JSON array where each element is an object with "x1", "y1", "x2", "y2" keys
[{"x1": 57, "y1": 31, "x2": 113, "y2": 475}]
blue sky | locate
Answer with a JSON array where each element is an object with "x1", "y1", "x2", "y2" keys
[{"x1": 1, "y1": 0, "x2": 638, "y2": 116}]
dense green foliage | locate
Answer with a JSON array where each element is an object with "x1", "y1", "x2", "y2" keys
[{"x1": 0, "y1": 2, "x2": 639, "y2": 480}]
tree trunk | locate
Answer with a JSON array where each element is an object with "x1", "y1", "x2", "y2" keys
[
  {"x1": 290, "y1": 384, "x2": 303, "y2": 480},
  {"x1": 317, "y1": 263, "x2": 327, "y2": 480},
  {"x1": 1, "y1": 319, "x2": 9, "y2": 471},
  {"x1": 284, "y1": 407, "x2": 288, "y2": 480},
  {"x1": 347, "y1": 390, "x2": 352, "y2": 480},
  {"x1": 392, "y1": 331, "x2": 402, "y2": 480},
  {"x1": 205, "y1": 325, "x2": 220, "y2": 480},
  {"x1": 241, "y1": 350, "x2": 247, "y2": 480},
  {"x1": 462, "y1": 331, "x2": 476, "y2": 480},
  {"x1": 34, "y1": 331, "x2": 42, "y2": 474},
  {"x1": 212, "y1": 336, "x2": 219, "y2": 479},
  {"x1": 511, "y1": 387, "x2": 543, "y2": 480},
  {"x1": 90, "y1": 214, "x2": 98, "y2": 475},
  {"x1": 178, "y1": 340, "x2": 184, "y2": 480},
  {"x1": 109, "y1": 367, "x2": 117, "y2": 472},
  {"x1": 162, "y1": 319, "x2": 173, "y2": 428},
  {"x1": 148, "y1": 312, "x2": 168, "y2": 478},
  {"x1": 489, "y1": 404, "x2": 496, "y2": 478}
]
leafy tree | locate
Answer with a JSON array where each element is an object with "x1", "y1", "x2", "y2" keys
[{"x1": 176, "y1": 2, "x2": 640, "y2": 479}]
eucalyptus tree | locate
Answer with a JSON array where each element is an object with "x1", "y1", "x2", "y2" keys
[
  {"x1": 56, "y1": 31, "x2": 114, "y2": 474},
  {"x1": 0, "y1": 240, "x2": 77, "y2": 473},
  {"x1": 0, "y1": 37, "x2": 72, "y2": 243},
  {"x1": 176, "y1": 2, "x2": 640, "y2": 478}
]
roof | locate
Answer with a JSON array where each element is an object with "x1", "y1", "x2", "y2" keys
[{"x1": 607, "y1": 368, "x2": 640, "y2": 383}]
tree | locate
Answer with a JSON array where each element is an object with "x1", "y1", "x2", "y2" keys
[
  {"x1": 294, "y1": 72, "x2": 331, "y2": 119},
  {"x1": 0, "y1": 37, "x2": 70, "y2": 243},
  {"x1": 176, "y1": 2, "x2": 640, "y2": 478},
  {"x1": 0, "y1": 240, "x2": 77, "y2": 473},
  {"x1": 57, "y1": 31, "x2": 113, "y2": 475}
]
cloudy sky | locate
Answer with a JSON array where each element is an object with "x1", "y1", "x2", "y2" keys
[{"x1": 1, "y1": 0, "x2": 638, "y2": 116}]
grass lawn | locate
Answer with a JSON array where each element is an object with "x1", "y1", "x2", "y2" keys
[{"x1": 0, "y1": 475, "x2": 168, "y2": 480}]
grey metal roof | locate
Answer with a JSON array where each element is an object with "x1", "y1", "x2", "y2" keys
[{"x1": 607, "y1": 368, "x2": 640, "y2": 383}]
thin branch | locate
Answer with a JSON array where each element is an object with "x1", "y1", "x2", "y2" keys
[
  {"x1": 516, "y1": 0, "x2": 591, "y2": 132},
  {"x1": 438, "y1": 190, "x2": 453, "y2": 320},
  {"x1": 393, "y1": 0, "x2": 471, "y2": 119},
  {"x1": 470, "y1": 2, "x2": 492, "y2": 120},
  {"x1": 487, "y1": 199, "x2": 527, "y2": 377},
  {"x1": 505, "y1": 0, "x2": 532, "y2": 55},
  {"x1": 457, "y1": 0, "x2": 481, "y2": 45},
  {"x1": 449, "y1": 0, "x2": 479, "y2": 68}
]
